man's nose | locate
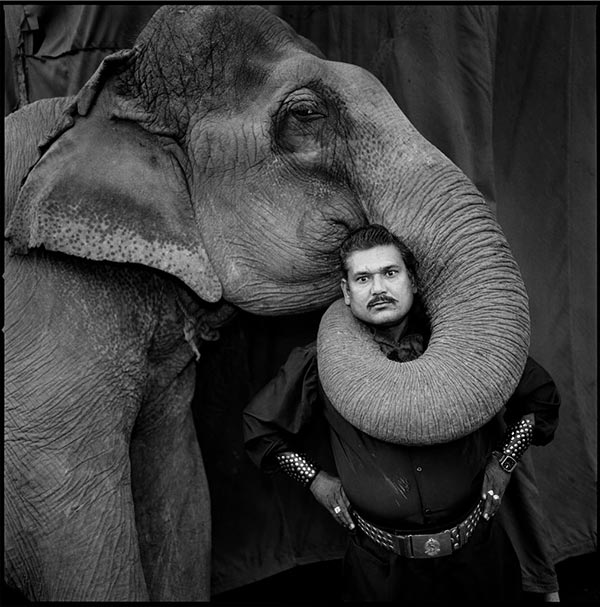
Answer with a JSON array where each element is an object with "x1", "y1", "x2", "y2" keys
[{"x1": 371, "y1": 274, "x2": 386, "y2": 293}]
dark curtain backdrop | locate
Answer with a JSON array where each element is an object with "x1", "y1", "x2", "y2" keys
[{"x1": 4, "y1": 4, "x2": 596, "y2": 595}]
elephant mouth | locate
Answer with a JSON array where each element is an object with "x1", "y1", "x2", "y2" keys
[
  {"x1": 211, "y1": 219, "x2": 364, "y2": 316},
  {"x1": 223, "y1": 272, "x2": 341, "y2": 316}
]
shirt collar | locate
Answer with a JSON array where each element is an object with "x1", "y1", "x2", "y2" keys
[{"x1": 368, "y1": 312, "x2": 427, "y2": 362}]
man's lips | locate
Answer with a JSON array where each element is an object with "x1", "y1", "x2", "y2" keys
[{"x1": 368, "y1": 298, "x2": 396, "y2": 308}]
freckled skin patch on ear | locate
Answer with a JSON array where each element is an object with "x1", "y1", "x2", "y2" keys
[{"x1": 26, "y1": 217, "x2": 219, "y2": 303}]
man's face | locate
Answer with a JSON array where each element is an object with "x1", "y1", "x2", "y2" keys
[{"x1": 341, "y1": 244, "x2": 416, "y2": 328}]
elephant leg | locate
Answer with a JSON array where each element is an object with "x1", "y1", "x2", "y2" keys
[
  {"x1": 4, "y1": 253, "x2": 157, "y2": 600},
  {"x1": 4, "y1": 398, "x2": 149, "y2": 601},
  {"x1": 130, "y1": 362, "x2": 211, "y2": 601}
]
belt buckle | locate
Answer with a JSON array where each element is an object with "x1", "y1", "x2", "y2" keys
[
  {"x1": 410, "y1": 531, "x2": 453, "y2": 558},
  {"x1": 389, "y1": 533, "x2": 409, "y2": 557}
]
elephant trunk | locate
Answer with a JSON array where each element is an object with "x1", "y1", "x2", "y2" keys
[{"x1": 317, "y1": 115, "x2": 530, "y2": 445}]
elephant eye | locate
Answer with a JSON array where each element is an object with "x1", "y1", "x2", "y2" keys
[
  {"x1": 281, "y1": 87, "x2": 328, "y2": 123},
  {"x1": 289, "y1": 100, "x2": 326, "y2": 122},
  {"x1": 275, "y1": 88, "x2": 332, "y2": 156}
]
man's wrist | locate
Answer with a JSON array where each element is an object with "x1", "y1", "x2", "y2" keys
[
  {"x1": 492, "y1": 450, "x2": 519, "y2": 473},
  {"x1": 275, "y1": 451, "x2": 320, "y2": 488},
  {"x1": 493, "y1": 417, "x2": 535, "y2": 472}
]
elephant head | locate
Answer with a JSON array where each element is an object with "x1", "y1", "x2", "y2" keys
[{"x1": 6, "y1": 5, "x2": 529, "y2": 443}]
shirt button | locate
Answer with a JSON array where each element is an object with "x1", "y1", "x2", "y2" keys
[
  {"x1": 424, "y1": 508, "x2": 432, "y2": 515},
  {"x1": 416, "y1": 466, "x2": 423, "y2": 472}
]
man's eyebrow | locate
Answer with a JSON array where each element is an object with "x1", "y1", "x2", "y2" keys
[{"x1": 351, "y1": 264, "x2": 401, "y2": 277}]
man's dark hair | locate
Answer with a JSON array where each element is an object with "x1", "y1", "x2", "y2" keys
[{"x1": 339, "y1": 224, "x2": 418, "y2": 283}]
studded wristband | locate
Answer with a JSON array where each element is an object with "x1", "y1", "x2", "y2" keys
[
  {"x1": 275, "y1": 451, "x2": 320, "y2": 488},
  {"x1": 494, "y1": 417, "x2": 535, "y2": 472}
]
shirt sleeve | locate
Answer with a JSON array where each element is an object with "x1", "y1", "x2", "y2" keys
[
  {"x1": 503, "y1": 356, "x2": 561, "y2": 445},
  {"x1": 243, "y1": 342, "x2": 320, "y2": 472}
]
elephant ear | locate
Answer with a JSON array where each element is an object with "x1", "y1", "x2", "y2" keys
[
  {"x1": 35, "y1": 49, "x2": 138, "y2": 153},
  {"x1": 6, "y1": 113, "x2": 222, "y2": 303}
]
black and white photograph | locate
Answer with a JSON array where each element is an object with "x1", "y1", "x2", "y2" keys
[{"x1": 3, "y1": 4, "x2": 596, "y2": 603}]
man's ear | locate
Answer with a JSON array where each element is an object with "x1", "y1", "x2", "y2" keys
[
  {"x1": 409, "y1": 272, "x2": 418, "y2": 294},
  {"x1": 341, "y1": 278, "x2": 351, "y2": 305},
  {"x1": 6, "y1": 114, "x2": 222, "y2": 303}
]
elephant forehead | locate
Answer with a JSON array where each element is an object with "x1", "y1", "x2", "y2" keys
[
  {"x1": 139, "y1": 5, "x2": 314, "y2": 56},
  {"x1": 133, "y1": 5, "x2": 320, "y2": 106}
]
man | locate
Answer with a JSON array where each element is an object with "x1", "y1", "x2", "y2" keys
[{"x1": 243, "y1": 225, "x2": 560, "y2": 602}]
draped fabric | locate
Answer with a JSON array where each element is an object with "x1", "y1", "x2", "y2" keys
[
  {"x1": 492, "y1": 5, "x2": 597, "y2": 562},
  {"x1": 4, "y1": 4, "x2": 596, "y2": 594},
  {"x1": 3, "y1": 4, "x2": 159, "y2": 114}
]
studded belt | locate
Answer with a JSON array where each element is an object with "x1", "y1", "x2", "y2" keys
[{"x1": 352, "y1": 500, "x2": 484, "y2": 559}]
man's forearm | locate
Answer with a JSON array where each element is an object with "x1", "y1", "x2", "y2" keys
[
  {"x1": 493, "y1": 414, "x2": 535, "y2": 473},
  {"x1": 275, "y1": 451, "x2": 320, "y2": 488}
]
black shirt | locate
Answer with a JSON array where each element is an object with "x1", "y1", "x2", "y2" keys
[{"x1": 243, "y1": 317, "x2": 560, "y2": 530}]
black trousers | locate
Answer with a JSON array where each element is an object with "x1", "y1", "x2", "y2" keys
[{"x1": 342, "y1": 517, "x2": 522, "y2": 602}]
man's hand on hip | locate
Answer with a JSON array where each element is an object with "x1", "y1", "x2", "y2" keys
[
  {"x1": 310, "y1": 471, "x2": 355, "y2": 529},
  {"x1": 481, "y1": 456, "x2": 512, "y2": 520}
]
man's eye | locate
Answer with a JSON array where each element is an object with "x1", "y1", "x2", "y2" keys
[
  {"x1": 386, "y1": 270, "x2": 398, "y2": 277},
  {"x1": 356, "y1": 276, "x2": 369, "y2": 283}
]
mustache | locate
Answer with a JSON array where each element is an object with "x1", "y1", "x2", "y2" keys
[{"x1": 368, "y1": 295, "x2": 397, "y2": 308}]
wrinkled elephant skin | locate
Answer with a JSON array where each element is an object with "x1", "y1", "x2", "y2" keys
[{"x1": 4, "y1": 5, "x2": 529, "y2": 602}]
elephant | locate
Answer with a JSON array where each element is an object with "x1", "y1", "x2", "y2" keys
[{"x1": 4, "y1": 4, "x2": 529, "y2": 602}]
